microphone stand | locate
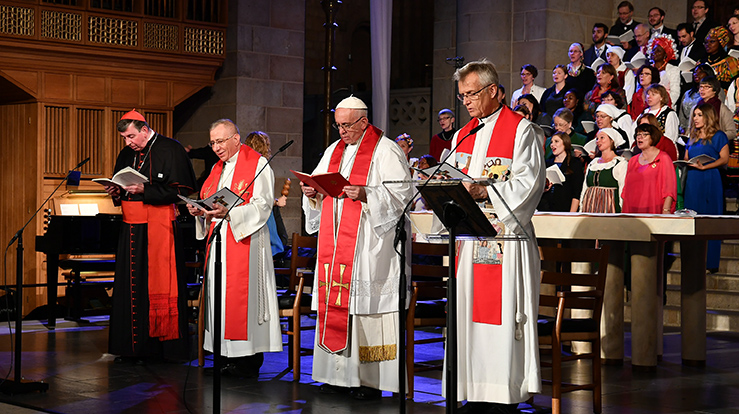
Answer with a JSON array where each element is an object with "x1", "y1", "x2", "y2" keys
[
  {"x1": 1, "y1": 157, "x2": 89, "y2": 395},
  {"x1": 203, "y1": 141, "x2": 292, "y2": 413},
  {"x1": 392, "y1": 124, "x2": 483, "y2": 413}
]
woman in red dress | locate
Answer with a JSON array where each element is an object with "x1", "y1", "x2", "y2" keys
[{"x1": 621, "y1": 123, "x2": 677, "y2": 214}]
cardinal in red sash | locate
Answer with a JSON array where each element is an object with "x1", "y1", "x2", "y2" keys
[
  {"x1": 187, "y1": 119, "x2": 282, "y2": 377},
  {"x1": 447, "y1": 60, "x2": 546, "y2": 412},
  {"x1": 106, "y1": 110, "x2": 196, "y2": 363},
  {"x1": 300, "y1": 96, "x2": 413, "y2": 399}
]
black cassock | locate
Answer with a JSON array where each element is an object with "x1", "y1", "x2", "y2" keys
[{"x1": 108, "y1": 133, "x2": 196, "y2": 360}]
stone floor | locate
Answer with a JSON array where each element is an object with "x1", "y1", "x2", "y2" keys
[{"x1": 0, "y1": 316, "x2": 739, "y2": 413}]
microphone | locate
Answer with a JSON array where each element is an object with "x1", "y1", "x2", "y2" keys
[
  {"x1": 277, "y1": 140, "x2": 294, "y2": 153},
  {"x1": 207, "y1": 144, "x2": 287, "y2": 245},
  {"x1": 75, "y1": 157, "x2": 91, "y2": 169}
]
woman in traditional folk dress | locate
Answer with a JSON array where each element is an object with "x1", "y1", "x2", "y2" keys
[
  {"x1": 628, "y1": 64, "x2": 660, "y2": 120},
  {"x1": 580, "y1": 128, "x2": 628, "y2": 213}
]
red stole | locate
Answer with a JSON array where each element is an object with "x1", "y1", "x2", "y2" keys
[
  {"x1": 121, "y1": 201, "x2": 180, "y2": 341},
  {"x1": 455, "y1": 106, "x2": 523, "y2": 325},
  {"x1": 317, "y1": 125, "x2": 382, "y2": 353},
  {"x1": 201, "y1": 145, "x2": 261, "y2": 340}
]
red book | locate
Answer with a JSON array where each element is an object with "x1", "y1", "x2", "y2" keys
[{"x1": 291, "y1": 170, "x2": 351, "y2": 198}]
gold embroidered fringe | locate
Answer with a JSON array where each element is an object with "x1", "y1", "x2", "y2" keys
[{"x1": 359, "y1": 344, "x2": 397, "y2": 363}]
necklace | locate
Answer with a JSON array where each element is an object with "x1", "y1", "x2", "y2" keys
[{"x1": 133, "y1": 133, "x2": 158, "y2": 171}]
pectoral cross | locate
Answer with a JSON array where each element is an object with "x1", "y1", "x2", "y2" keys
[
  {"x1": 213, "y1": 195, "x2": 228, "y2": 207},
  {"x1": 318, "y1": 263, "x2": 330, "y2": 304},
  {"x1": 332, "y1": 264, "x2": 349, "y2": 306}
]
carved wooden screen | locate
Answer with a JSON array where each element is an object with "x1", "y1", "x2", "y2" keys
[
  {"x1": 76, "y1": 107, "x2": 105, "y2": 175},
  {"x1": 44, "y1": 106, "x2": 70, "y2": 176}
]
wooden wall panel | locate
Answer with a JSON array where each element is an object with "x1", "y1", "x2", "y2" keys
[
  {"x1": 111, "y1": 79, "x2": 140, "y2": 105},
  {"x1": 76, "y1": 76, "x2": 107, "y2": 103},
  {"x1": 43, "y1": 106, "x2": 70, "y2": 176},
  {"x1": 76, "y1": 108, "x2": 105, "y2": 176},
  {"x1": 144, "y1": 80, "x2": 168, "y2": 106},
  {"x1": 44, "y1": 73, "x2": 72, "y2": 100},
  {"x1": 0, "y1": 103, "x2": 40, "y2": 310}
]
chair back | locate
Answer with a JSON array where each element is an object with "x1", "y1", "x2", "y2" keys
[
  {"x1": 288, "y1": 233, "x2": 317, "y2": 293},
  {"x1": 538, "y1": 245, "x2": 609, "y2": 326}
]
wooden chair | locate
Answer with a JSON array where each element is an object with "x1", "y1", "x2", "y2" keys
[
  {"x1": 406, "y1": 241, "x2": 448, "y2": 399},
  {"x1": 537, "y1": 245, "x2": 609, "y2": 414},
  {"x1": 278, "y1": 233, "x2": 317, "y2": 381}
]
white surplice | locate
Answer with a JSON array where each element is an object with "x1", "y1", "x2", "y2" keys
[
  {"x1": 195, "y1": 152, "x2": 282, "y2": 357},
  {"x1": 302, "y1": 131, "x2": 413, "y2": 391},
  {"x1": 445, "y1": 109, "x2": 545, "y2": 404}
]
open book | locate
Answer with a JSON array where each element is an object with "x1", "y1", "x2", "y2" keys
[
  {"x1": 625, "y1": 51, "x2": 646, "y2": 70},
  {"x1": 178, "y1": 187, "x2": 245, "y2": 212},
  {"x1": 415, "y1": 161, "x2": 471, "y2": 180},
  {"x1": 607, "y1": 31, "x2": 634, "y2": 45},
  {"x1": 92, "y1": 166, "x2": 148, "y2": 187},
  {"x1": 673, "y1": 154, "x2": 716, "y2": 166},
  {"x1": 729, "y1": 49, "x2": 739, "y2": 60},
  {"x1": 546, "y1": 165, "x2": 566, "y2": 185},
  {"x1": 581, "y1": 120, "x2": 596, "y2": 134},
  {"x1": 590, "y1": 57, "x2": 606, "y2": 72},
  {"x1": 572, "y1": 139, "x2": 598, "y2": 156},
  {"x1": 291, "y1": 170, "x2": 351, "y2": 198}
]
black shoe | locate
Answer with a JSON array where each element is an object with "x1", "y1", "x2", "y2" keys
[
  {"x1": 351, "y1": 386, "x2": 381, "y2": 400},
  {"x1": 489, "y1": 402, "x2": 521, "y2": 414},
  {"x1": 319, "y1": 383, "x2": 351, "y2": 394},
  {"x1": 113, "y1": 356, "x2": 145, "y2": 365},
  {"x1": 457, "y1": 402, "x2": 492, "y2": 414}
]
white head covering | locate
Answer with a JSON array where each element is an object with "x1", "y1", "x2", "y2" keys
[
  {"x1": 606, "y1": 45, "x2": 625, "y2": 61},
  {"x1": 569, "y1": 43, "x2": 584, "y2": 54},
  {"x1": 336, "y1": 95, "x2": 368, "y2": 110},
  {"x1": 599, "y1": 127, "x2": 625, "y2": 148},
  {"x1": 595, "y1": 104, "x2": 621, "y2": 121}
]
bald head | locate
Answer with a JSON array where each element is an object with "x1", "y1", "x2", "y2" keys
[{"x1": 634, "y1": 23, "x2": 650, "y2": 47}]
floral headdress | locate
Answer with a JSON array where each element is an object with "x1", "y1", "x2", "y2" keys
[
  {"x1": 646, "y1": 33, "x2": 677, "y2": 62},
  {"x1": 395, "y1": 133, "x2": 413, "y2": 147}
]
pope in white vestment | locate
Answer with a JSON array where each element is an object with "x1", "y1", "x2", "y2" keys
[
  {"x1": 189, "y1": 120, "x2": 282, "y2": 362},
  {"x1": 447, "y1": 60, "x2": 545, "y2": 409},
  {"x1": 301, "y1": 97, "x2": 413, "y2": 395}
]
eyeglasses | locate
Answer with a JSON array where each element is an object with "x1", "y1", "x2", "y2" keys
[
  {"x1": 208, "y1": 134, "x2": 235, "y2": 147},
  {"x1": 457, "y1": 83, "x2": 493, "y2": 102},
  {"x1": 595, "y1": 114, "x2": 611, "y2": 119},
  {"x1": 635, "y1": 132, "x2": 651, "y2": 138},
  {"x1": 332, "y1": 116, "x2": 364, "y2": 131},
  {"x1": 437, "y1": 116, "x2": 451, "y2": 122}
]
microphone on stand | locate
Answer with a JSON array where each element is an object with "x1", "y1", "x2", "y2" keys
[
  {"x1": 75, "y1": 157, "x2": 91, "y2": 169},
  {"x1": 207, "y1": 140, "x2": 294, "y2": 245}
]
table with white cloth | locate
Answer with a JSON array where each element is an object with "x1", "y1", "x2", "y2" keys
[{"x1": 532, "y1": 212, "x2": 739, "y2": 368}]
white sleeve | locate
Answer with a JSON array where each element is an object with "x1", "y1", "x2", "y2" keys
[
  {"x1": 227, "y1": 157, "x2": 274, "y2": 243},
  {"x1": 664, "y1": 110, "x2": 680, "y2": 142},
  {"x1": 726, "y1": 81, "x2": 737, "y2": 113},
  {"x1": 667, "y1": 66, "x2": 680, "y2": 109},
  {"x1": 363, "y1": 140, "x2": 414, "y2": 236},
  {"x1": 623, "y1": 69, "x2": 636, "y2": 104}
]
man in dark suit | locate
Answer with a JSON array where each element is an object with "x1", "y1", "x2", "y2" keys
[
  {"x1": 584, "y1": 23, "x2": 609, "y2": 68},
  {"x1": 691, "y1": 0, "x2": 719, "y2": 46},
  {"x1": 610, "y1": 1, "x2": 639, "y2": 52},
  {"x1": 677, "y1": 23, "x2": 707, "y2": 64},
  {"x1": 648, "y1": 7, "x2": 678, "y2": 41}
]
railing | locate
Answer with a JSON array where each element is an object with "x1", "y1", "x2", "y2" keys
[{"x1": 0, "y1": 0, "x2": 226, "y2": 56}]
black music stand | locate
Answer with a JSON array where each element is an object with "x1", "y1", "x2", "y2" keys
[{"x1": 417, "y1": 180, "x2": 497, "y2": 414}]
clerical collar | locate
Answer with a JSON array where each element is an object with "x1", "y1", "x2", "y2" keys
[
  {"x1": 225, "y1": 150, "x2": 239, "y2": 165},
  {"x1": 478, "y1": 104, "x2": 503, "y2": 122},
  {"x1": 624, "y1": 19, "x2": 633, "y2": 26}
]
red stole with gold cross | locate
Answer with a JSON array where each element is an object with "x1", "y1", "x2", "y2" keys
[
  {"x1": 317, "y1": 125, "x2": 382, "y2": 353},
  {"x1": 201, "y1": 144, "x2": 261, "y2": 340},
  {"x1": 455, "y1": 106, "x2": 523, "y2": 325}
]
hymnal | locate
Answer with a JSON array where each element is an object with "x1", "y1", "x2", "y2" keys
[{"x1": 92, "y1": 166, "x2": 148, "y2": 187}]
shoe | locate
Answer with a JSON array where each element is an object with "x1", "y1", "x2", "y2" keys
[
  {"x1": 318, "y1": 383, "x2": 351, "y2": 394},
  {"x1": 489, "y1": 402, "x2": 521, "y2": 414},
  {"x1": 351, "y1": 386, "x2": 381, "y2": 400},
  {"x1": 457, "y1": 402, "x2": 493, "y2": 414}
]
